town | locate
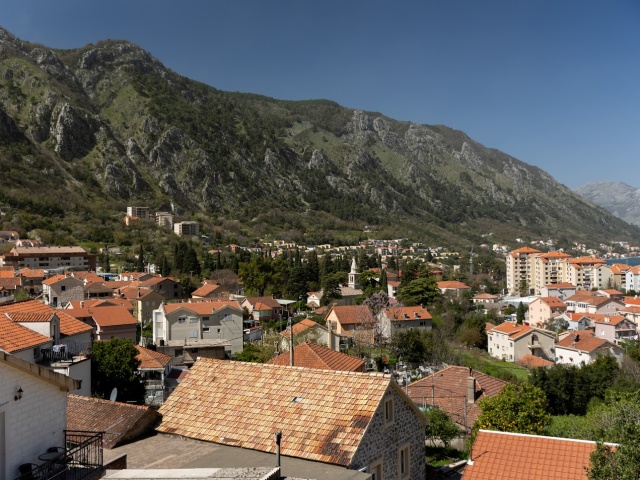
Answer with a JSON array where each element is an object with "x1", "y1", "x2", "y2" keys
[{"x1": 2, "y1": 206, "x2": 640, "y2": 479}]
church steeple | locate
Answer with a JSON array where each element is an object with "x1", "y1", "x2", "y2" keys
[{"x1": 348, "y1": 257, "x2": 360, "y2": 289}]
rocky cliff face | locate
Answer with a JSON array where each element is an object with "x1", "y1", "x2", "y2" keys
[
  {"x1": 575, "y1": 182, "x2": 640, "y2": 226},
  {"x1": 0, "y1": 25, "x2": 638, "y2": 245}
]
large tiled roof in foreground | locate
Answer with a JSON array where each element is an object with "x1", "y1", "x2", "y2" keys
[
  {"x1": 462, "y1": 430, "x2": 608, "y2": 480},
  {"x1": 158, "y1": 358, "x2": 404, "y2": 466}
]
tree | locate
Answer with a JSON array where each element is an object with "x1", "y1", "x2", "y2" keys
[
  {"x1": 363, "y1": 291, "x2": 389, "y2": 316},
  {"x1": 320, "y1": 272, "x2": 345, "y2": 306},
  {"x1": 516, "y1": 302, "x2": 525, "y2": 324},
  {"x1": 397, "y1": 276, "x2": 441, "y2": 307},
  {"x1": 425, "y1": 408, "x2": 460, "y2": 448},
  {"x1": 474, "y1": 383, "x2": 550, "y2": 436},
  {"x1": 389, "y1": 328, "x2": 432, "y2": 365},
  {"x1": 586, "y1": 392, "x2": 640, "y2": 479},
  {"x1": 136, "y1": 243, "x2": 145, "y2": 272},
  {"x1": 238, "y1": 255, "x2": 273, "y2": 296},
  {"x1": 379, "y1": 269, "x2": 388, "y2": 293},
  {"x1": 91, "y1": 338, "x2": 145, "y2": 404}
]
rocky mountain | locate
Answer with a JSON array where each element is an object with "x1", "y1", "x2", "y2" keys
[
  {"x1": 575, "y1": 182, "x2": 640, "y2": 227},
  {"x1": 1, "y1": 26, "x2": 638, "y2": 247}
]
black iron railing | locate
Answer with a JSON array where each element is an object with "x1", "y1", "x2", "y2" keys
[{"x1": 14, "y1": 431, "x2": 103, "y2": 480}]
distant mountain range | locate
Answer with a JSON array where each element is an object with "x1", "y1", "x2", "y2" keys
[
  {"x1": 575, "y1": 182, "x2": 640, "y2": 227},
  {"x1": 1, "y1": 25, "x2": 639, "y2": 247}
]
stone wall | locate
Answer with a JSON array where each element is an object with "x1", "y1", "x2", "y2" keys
[{"x1": 351, "y1": 384, "x2": 425, "y2": 480}]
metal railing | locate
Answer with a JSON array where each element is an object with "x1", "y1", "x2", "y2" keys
[{"x1": 14, "y1": 431, "x2": 103, "y2": 480}]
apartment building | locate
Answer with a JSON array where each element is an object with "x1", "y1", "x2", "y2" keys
[
  {"x1": 173, "y1": 221, "x2": 199, "y2": 237},
  {"x1": 1, "y1": 246, "x2": 96, "y2": 271},
  {"x1": 506, "y1": 247, "x2": 541, "y2": 295}
]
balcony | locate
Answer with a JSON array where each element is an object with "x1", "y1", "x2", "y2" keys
[{"x1": 15, "y1": 431, "x2": 103, "y2": 480}]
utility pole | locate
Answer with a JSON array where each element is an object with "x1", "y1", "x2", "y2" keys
[
  {"x1": 288, "y1": 316, "x2": 294, "y2": 366},
  {"x1": 469, "y1": 247, "x2": 474, "y2": 277}
]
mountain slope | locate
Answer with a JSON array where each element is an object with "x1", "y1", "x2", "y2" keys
[
  {"x1": 575, "y1": 182, "x2": 640, "y2": 227},
  {"x1": 1, "y1": 26, "x2": 638, "y2": 247}
]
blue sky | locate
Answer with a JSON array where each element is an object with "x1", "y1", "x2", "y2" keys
[{"x1": 3, "y1": 1, "x2": 639, "y2": 188}]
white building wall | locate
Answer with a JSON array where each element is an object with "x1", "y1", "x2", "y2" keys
[
  {"x1": 488, "y1": 332, "x2": 515, "y2": 361},
  {"x1": 0, "y1": 362, "x2": 67, "y2": 479},
  {"x1": 51, "y1": 358, "x2": 91, "y2": 397}
]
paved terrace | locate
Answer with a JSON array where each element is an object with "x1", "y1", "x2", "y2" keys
[{"x1": 104, "y1": 433, "x2": 371, "y2": 480}]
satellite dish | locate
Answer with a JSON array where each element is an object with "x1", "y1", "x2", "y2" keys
[{"x1": 109, "y1": 387, "x2": 118, "y2": 402}]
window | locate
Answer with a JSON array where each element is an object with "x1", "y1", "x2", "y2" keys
[
  {"x1": 202, "y1": 316, "x2": 209, "y2": 322},
  {"x1": 369, "y1": 460, "x2": 383, "y2": 480},
  {"x1": 175, "y1": 349, "x2": 183, "y2": 357},
  {"x1": 61, "y1": 285, "x2": 66, "y2": 291},
  {"x1": 398, "y1": 444, "x2": 410, "y2": 479},
  {"x1": 178, "y1": 316, "x2": 186, "y2": 324},
  {"x1": 384, "y1": 397, "x2": 394, "y2": 426},
  {"x1": 189, "y1": 329, "x2": 198, "y2": 338},
  {"x1": 203, "y1": 327, "x2": 210, "y2": 333},
  {"x1": 189, "y1": 317, "x2": 198, "y2": 323}
]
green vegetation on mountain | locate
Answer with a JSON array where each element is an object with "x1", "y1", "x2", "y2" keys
[{"x1": 1, "y1": 26, "x2": 639, "y2": 247}]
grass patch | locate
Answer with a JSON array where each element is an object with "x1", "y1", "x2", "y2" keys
[
  {"x1": 458, "y1": 348, "x2": 530, "y2": 383},
  {"x1": 425, "y1": 446, "x2": 466, "y2": 468}
]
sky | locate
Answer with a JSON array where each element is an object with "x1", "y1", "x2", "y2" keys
[{"x1": 3, "y1": 1, "x2": 639, "y2": 188}]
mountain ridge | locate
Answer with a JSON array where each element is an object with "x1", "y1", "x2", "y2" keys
[
  {"x1": 575, "y1": 181, "x2": 640, "y2": 227},
  {"x1": 1, "y1": 25, "x2": 638, "y2": 247}
]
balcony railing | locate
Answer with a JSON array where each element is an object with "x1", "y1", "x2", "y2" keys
[{"x1": 14, "y1": 431, "x2": 103, "y2": 480}]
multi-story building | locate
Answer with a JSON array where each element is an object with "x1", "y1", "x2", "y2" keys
[
  {"x1": 564, "y1": 256, "x2": 610, "y2": 291},
  {"x1": 506, "y1": 247, "x2": 541, "y2": 295},
  {"x1": 530, "y1": 251, "x2": 573, "y2": 295},
  {"x1": 487, "y1": 321, "x2": 555, "y2": 363},
  {"x1": 126, "y1": 206, "x2": 150, "y2": 221},
  {"x1": 156, "y1": 211, "x2": 174, "y2": 230},
  {"x1": 1, "y1": 246, "x2": 96, "y2": 271},
  {"x1": 173, "y1": 221, "x2": 199, "y2": 237}
]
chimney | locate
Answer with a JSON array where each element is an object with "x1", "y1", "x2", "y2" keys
[
  {"x1": 327, "y1": 320, "x2": 333, "y2": 350},
  {"x1": 80, "y1": 301, "x2": 84, "y2": 308},
  {"x1": 467, "y1": 375, "x2": 476, "y2": 404}
]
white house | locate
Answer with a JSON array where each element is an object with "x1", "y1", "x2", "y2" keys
[
  {"x1": 1, "y1": 352, "x2": 80, "y2": 479},
  {"x1": 555, "y1": 330, "x2": 623, "y2": 366},
  {"x1": 487, "y1": 321, "x2": 555, "y2": 363}
]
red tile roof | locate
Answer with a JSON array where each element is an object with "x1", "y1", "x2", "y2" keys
[
  {"x1": 462, "y1": 430, "x2": 606, "y2": 480},
  {"x1": 267, "y1": 342, "x2": 365, "y2": 372},
  {"x1": 438, "y1": 281, "x2": 471, "y2": 290},
  {"x1": 545, "y1": 282, "x2": 576, "y2": 289},
  {"x1": 135, "y1": 345, "x2": 172, "y2": 370},
  {"x1": 488, "y1": 322, "x2": 534, "y2": 340},
  {"x1": 382, "y1": 305, "x2": 432, "y2": 321},
  {"x1": 66, "y1": 305, "x2": 136, "y2": 327},
  {"x1": 0, "y1": 300, "x2": 92, "y2": 337},
  {"x1": 407, "y1": 367, "x2": 507, "y2": 428},
  {"x1": 0, "y1": 314, "x2": 52, "y2": 352},
  {"x1": 163, "y1": 300, "x2": 242, "y2": 315},
  {"x1": 279, "y1": 318, "x2": 321, "y2": 337},
  {"x1": 66, "y1": 394, "x2": 160, "y2": 448},
  {"x1": 535, "y1": 297, "x2": 567, "y2": 308},
  {"x1": 157, "y1": 358, "x2": 422, "y2": 466},
  {"x1": 509, "y1": 247, "x2": 541, "y2": 256},
  {"x1": 327, "y1": 305, "x2": 375, "y2": 326},
  {"x1": 517, "y1": 354, "x2": 555, "y2": 368},
  {"x1": 556, "y1": 330, "x2": 618, "y2": 353}
]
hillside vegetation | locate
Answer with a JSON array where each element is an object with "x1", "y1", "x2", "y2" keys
[{"x1": 1, "y1": 26, "x2": 638, "y2": 247}]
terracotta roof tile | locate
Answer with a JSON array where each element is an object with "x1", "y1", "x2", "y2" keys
[
  {"x1": 327, "y1": 305, "x2": 375, "y2": 326},
  {"x1": 382, "y1": 305, "x2": 432, "y2": 321},
  {"x1": 157, "y1": 358, "x2": 407, "y2": 466},
  {"x1": 0, "y1": 314, "x2": 52, "y2": 352},
  {"x1": 0, "y1": 300, "x2": 92, "y2": 336},
  {"x1": 279, "y1": 318, "x2": 321, "y2": 337},
  {"x1": 66, "y1": 305, "x2": 136, "y2": 327},
  {"x1": 66, "y1": 394, "x2": 160, "y2": 448},
  {"x1": 517, "y1": 354, "x2": 555, "y2": 368},
  {"x1": 407, "y1": 367, "x2": 507, "y2": 428},
  {"x1": 136, "y1": 345, "x2": 172, "y2": 370},
  {"x1": 164, "y1": 300, "x2": 242, "y2": 315},
  {"x1": 556, "y1": 330, "x2": 618, "y2": 353},
  {"x1": 462, "y1": 430, "x2": 606, "y2": 480},
  {"x1": 267, "y1": 342, "x2": 365, "y2": 372},
  {"x1": 438, "y1": 281, "x2": 471, "y2": 289}
]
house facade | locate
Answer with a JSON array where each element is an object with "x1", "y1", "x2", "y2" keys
[
  {"x1": 527, "y1": 297, "x2": 567, "y2": 328},
  {"x1": 1, "y1": 352, "x2": 80, "y2": 479},
  {"x1": 377, "y1": 305, "x2": 432, "y2": 340},
  {"x1": 487, "y1": 322, "x2": 555, "y2": 363},
  {"x1": 153, "y1": 300, "x2": 245, "y2": 356},
  {"x1": 555, "y1": 330, "x2": 623, "y2": 366},
  {"x1": 42, "y1": 275, "x2": 85, "y2": 308}
]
